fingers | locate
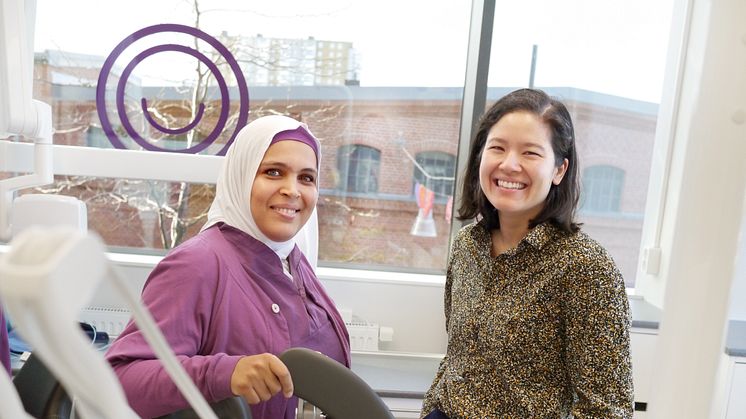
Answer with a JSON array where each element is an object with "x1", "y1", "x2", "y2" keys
[
  {"x1": 251, "y1": 379, "x2": 272, "y2": 402},
  {"x1": 244, "y1": 387, "x2": 261, "y2": 405},
  {"x1": 268, "y1": 355, "x2": 294, "y2": 397},
  {"x1": 230, "y1": 353, "x2": 295, "y2": 405},
  {"x1": 264, "y1": 374, "x2": 283, "y2": 395}
]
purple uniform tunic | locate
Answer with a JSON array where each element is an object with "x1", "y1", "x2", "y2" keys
[
  {"x1": 1, "y1": 308, "x2": 9, "y2": 375},
  {"x1": 106, "y1": 223, "x2": 350, "y2": 418}
]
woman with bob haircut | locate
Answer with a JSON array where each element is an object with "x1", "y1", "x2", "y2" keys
[{"x1": 421, "y1": 88, "x2": 634, "y2": 418}]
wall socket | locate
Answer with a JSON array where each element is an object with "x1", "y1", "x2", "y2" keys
[
  {"x1": 346, "y1": 320, "x2": 380, "y2": 351},
  {"x1": 78, "y1": 307, "x2": 132, "y2": 338},
  {"x1": 78, "y1": 306, "x2": 395, "y2": 351}
]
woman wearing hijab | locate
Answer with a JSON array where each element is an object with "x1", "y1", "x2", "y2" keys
[{"x1": 106, "y1": 115, "x2": 350, "y2": 419}]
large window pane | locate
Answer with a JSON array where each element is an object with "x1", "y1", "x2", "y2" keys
[
  {"x1": 13, "y1": 177, "x2": 214, "y2": 253},
  {"x1": 487, "y1": 0, "x2": 675, "y2": 287},
  {"x1": 30, "y1": 0, "x2": 471, "y2": 272}
]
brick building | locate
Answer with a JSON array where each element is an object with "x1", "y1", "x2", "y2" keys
[{"x1": 25, "y1": 51, "x2": 657, "y2": 286}]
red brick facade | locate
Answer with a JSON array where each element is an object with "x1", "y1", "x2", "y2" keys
[{"x1": 19, "y1": 56, "x2": 657, "y2": 286}]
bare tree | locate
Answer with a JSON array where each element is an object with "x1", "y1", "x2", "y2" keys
[{"x1": 29, "y1": 0, "x2": 356, "y2": 251}]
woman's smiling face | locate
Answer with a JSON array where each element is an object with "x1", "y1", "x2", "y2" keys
[
  {"x1": 250, "y1": 140, "x2": 318, "y2": 242},
  {"x1": 478, "y1": 111, "x2": 568, "y2": 225}
]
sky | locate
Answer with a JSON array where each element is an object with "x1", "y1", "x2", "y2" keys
[{"x1": 33, "y1": 0, "x2": 676, "y2": 103}]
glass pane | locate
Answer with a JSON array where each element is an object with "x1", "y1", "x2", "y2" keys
[
  {"x1": 32, "y1": 0, "x2": 472, "y2": 271},
  {"x1": 487, "y1": 0, "x2": 675, "y2": 287},
  {"x1": 12, "y1": 177, "x2": 214, "y2": 253}
]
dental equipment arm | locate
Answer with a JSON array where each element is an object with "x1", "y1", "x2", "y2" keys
[
  {"x1": 0, "y1": 228, "x2": 219, "y2": 419},
  {"x1": 0, "y1": 0, "x2": 54, "y2": 241},
  {"x1": 0, "y1": 228, "x2": 137, "y2": 418}
]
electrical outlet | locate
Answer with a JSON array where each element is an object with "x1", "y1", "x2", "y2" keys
[
  {"x1": 345, "y1": 320, "x2": 380, "y2": 351},
  {"x1": 78, "y1": 307, "x2": 132, "y2": 338}
]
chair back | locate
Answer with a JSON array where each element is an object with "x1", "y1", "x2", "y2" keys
[{"x1": 280, "y1": 347, "x2": 394, "y2": 419}]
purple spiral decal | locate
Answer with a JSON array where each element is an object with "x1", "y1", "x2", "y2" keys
[
  {"x1": 96, "y1": 24, "x2": 249, "y2": 155},
  {"x1": 141, "y1": 99, "x2": 205, "y2": 135}
]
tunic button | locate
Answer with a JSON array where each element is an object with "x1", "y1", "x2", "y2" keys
[{"x1": 271, "y1": 303, "x2": 280, "y2": 314}]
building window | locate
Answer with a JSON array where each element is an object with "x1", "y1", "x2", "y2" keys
[
  {"x1": 25, "y1": 0, "x2": 675, "y2": 281},
  {"x1": 581, "y1": 165, "x2": 625, "y2": 213},
  {"x1": 413, "y1": 151, "x2": 455, "y2": 198},
  {"x1": 337, "y1": 144, "x2": 380, "y2": 193}
]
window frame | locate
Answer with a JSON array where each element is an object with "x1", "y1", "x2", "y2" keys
[{"x1": 0, "y1": 0, "x2": 687, "y2": 296}]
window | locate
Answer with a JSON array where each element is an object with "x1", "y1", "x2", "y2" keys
[
  {"x1": 337, "y1": 145, "x2": 380, "y2": 194},
  {"x1": 486, "y1": 0, "x2": 674, "y2": 287},
  {"x1": 581, "y1": 165, "x2": 625, "y2": 213},
  {"x1": 413, "y1": 151, "x2": 455, "y2": 199},
  {"x1": 5, "y1": 0, "x2": 675, "y2": 280},
  {"x1": 17, "y1": 0, "x2": 471, "y2": 272}
]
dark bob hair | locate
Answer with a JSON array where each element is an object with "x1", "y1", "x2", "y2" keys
[{"x1": 457, "y1": 88, "x2": 580, "y2": 233}]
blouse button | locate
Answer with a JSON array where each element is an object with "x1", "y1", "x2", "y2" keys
[{"x1": 271, "y1": 303, "x2": 280, "y2": 314}]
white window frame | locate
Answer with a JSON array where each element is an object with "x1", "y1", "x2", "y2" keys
[{"x1": 0, "y1": 0, "x2": 686, "y2": 297}]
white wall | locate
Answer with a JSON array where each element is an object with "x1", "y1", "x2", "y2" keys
[
  {"x1": 728, "y1": 201, "x2": 746, "y2": 321},
  {"x1": 89, "y1": 257, "x2": 449, "y2": 354},
  {"x1": 319, "y1": 275, "x2": 447, "y2": 354},
  {"x1": 641, "y1": 0, "x2": 746, "y2": 417}
]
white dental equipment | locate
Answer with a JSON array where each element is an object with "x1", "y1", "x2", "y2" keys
[
  {"x1": 0, "y1": 0, "x2": 54, "y2": 416},
  {"x1": 0, "y1": 227, "x2": 221, "y2": 418},
  {"x1": 0, "y1": 0, "x2": 55, "y2": 241}
]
